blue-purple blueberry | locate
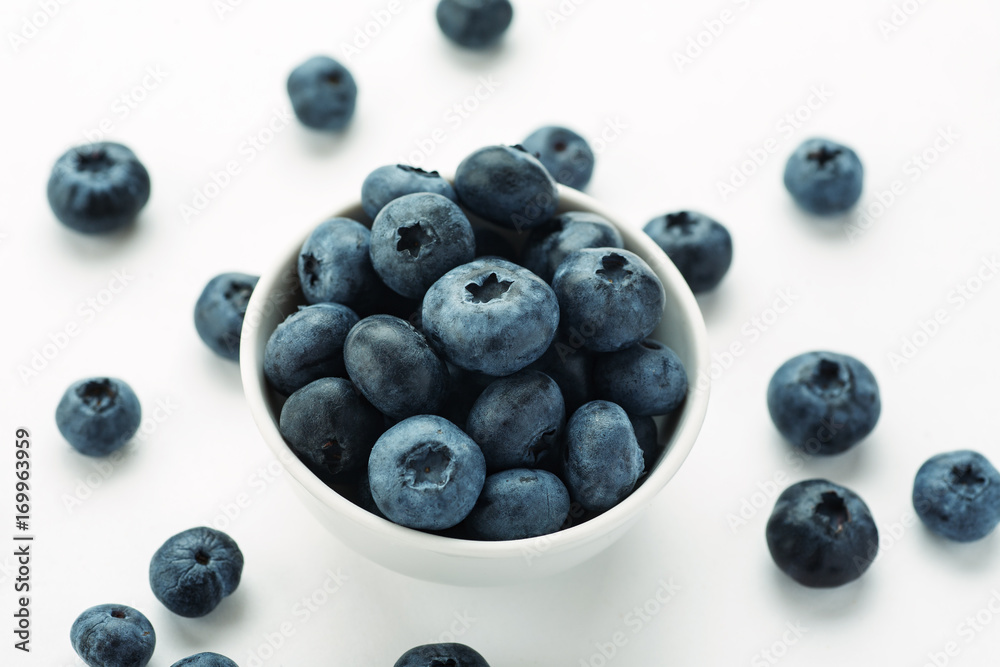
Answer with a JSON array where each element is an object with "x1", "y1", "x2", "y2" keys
[
  {"x1": 563, "y1": 400, "x2": 643, "y2": 512},
  {"x1": 56, "y1": 377, "x2": 141, "y2": 456},
  {"x1": 453, "y1": 145, "x2": 558, "y2": 231},
  {"x1": 263, "y1": 303, "x2": 359, "y2": 396},
  {"x1": 149, "y1": 527, "x2": 243, "y2": 617},
  {"x1": 70, "y1": 604, "x2": 156, "y2": 667},
  {"x1": 912, "y1": 450, "x2": 1000, "y2": 542},
  {"x1": 522, "y1": 126, "x2": 595, "y2": 190},
  {"x1": 643, "y1": 211, "x2": 732, "y2": 294},
  {"x1": 463, "y1": 469, "x2": 571, "y2": 540},
  {"x1": 194, "y1": 272, "x2": 259, "y2": 361}
]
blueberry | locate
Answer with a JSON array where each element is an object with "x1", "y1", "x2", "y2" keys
[
  {"x1": 370, "y1": 192, "x2": 476, "y2": 300},
  {"x1": 263, "y1": 303, "x2": 359, "y2": 396},
  {"x1": 368, "y1": 415, "x2": 486, "y2": 530},
  {"x1": 149, "y1": 527, "x2": 243, "y2": 617},
  {"x1": 194, "y1": 272, "x2": 259, "y2": 361},
  {"x1": 522, "y1": 126, "x2": 595, "y2": 190},
  {"x1": 521, "y1": 211, "x2": 623, "y2": 283},
  {"x1": 361, "y1": 165, "x2": 458, "y2": 220},
  {"x1": 170, "y1": 654, "x2": 238, "y2": 667},
  {"x1": 474, "y1": 227, "x2": 518, "y2": 262},
  {"x1": 422, "y1": 258, "x2": 559, "y2": 376},
  {"x1": 783, "y1": 138, "x2": 864, "y2": 215},
  {"x1": 912, "y1": 450, "x2": 1000, "y2": 542},
  {"x1": 466, "y1": 370, "x2": 565, "y2": 472},
  {"x1": 70, "y1": 604, "x2": 155, "y2": 667},
  {"x1": 564, "y1": 401, "x2": 644, "y2": 512},
  {"x1": 344, "y1": 315, "x2": 448, "y2": 420},
  {"x1": 767, "y1": 351, "x2": 880, "y2": 456},
  {"x1": 628, "y1": 414, "x2": 660, "y2": 474},
  {"x1": 287, "y1": 55, "x2": 357, "y2": 131},
  {"x1": 47, "y1": 142, "x2": 150, "y2": 234},
  {"x1": 552, "y1": 248, "x2": 665, "y2": 353},
  {"x1": 643, "y1": 211, "x2": 732, "y2": 294},
  {"x1": 464, "y1": 469, "x2": 571, "y2": 540},
  {"x1": 528, "y1": 333, "x2": 596, "y2": 415},
  {"x1": 279, "y1": 378, "x2": 385, "y2": 484},
  {"x1": 594, "y1": 339, "x2": 687, "y2": 416},
  {"x1": 435, "y1": 0, "x2": 513, "y2": 49},
  {"x1": 56, "y1": 378, "x2": 141, "y2": 456},
  {"x1": 395, "y1": 643, "x2": 490, "y2": 667},
  {"x1": 298, "y1": 218, "x2": 381, "y2": 310},
  {"x1": 766, "y1": 479, "x2": 878, "y2": 588},
  {"x1": 454, "y1": 145, "x2": 558, "y2": 231}
]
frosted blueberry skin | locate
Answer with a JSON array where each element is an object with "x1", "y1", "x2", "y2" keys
[
  {"x1": 594, "y1": 339, "x2": 687, "y2": 417},
  {"x1": 454, "y1": 145, "x2": 558, "y2": 231},
  {"x1": 767, "y1": 351, "x2": 880, "y2": 456},
  {"x1": 194, "y1": 272, "x2": 259, "y2": 361},
  {"x1": 70, "y1": 603, "x2": 156, "y2": 667},
  {"x1": 643, "y1": 211, "x2": 732, "y2": 294},
  {"x1": 552, "y1": 248, "x2": 665, "y2": 353},
  {"x1": 395, "y1": 643, "x2": 491, "y2": 667},
  {"x1": 913, "y1": 450, "x2": 1000, "y2": 542},
  {"x1": 279, "y1": 378, "x2": 385, "y2": 484},
  {"x1": 47, "y1": 142, "x2": 151, "y2": 234},
  {"x1": 170, "y1": 654, "x2": 238, "y2": 667},
  {"x1": 435, "y1": 0, "x2": 513, "y2": 49},
  {"x1": 522, "y1": 125, "x2": 595, "y2": 190},
  {"x1": 766, "y1": 479, "x2": 878, "y2": 588},
  {"x1": 466, "y1": 370, "x2": 566, "y2": 472},
  {"x1": 370, "y1": 192, "x2": 476, "y2": 300},
  {"x1": 56, "y1": 378, "x2": 141, "y2": 456},
  {"x1": 368, "y1": 416, "x2": 486, "y2": 530},
  {"x1": 521, "y1": 211, "x2": 623, "y2": 284},
  {"x1": 149, "y1": 527, "x2": 244, "y2": 618},
  {"x1": 286, "y1": 55, "x2": 357, "y2": 131},
  {"x1": 422, "y1": 258, "x2": 560, "y2": 376},
  {"x1": 263, "y1": 303, "x2": 359, "y2": 396},
  {"x1": 298, "y1": 218, "x2": 381, "y2": 311},
  {"x1": 344, "y1": 315, "x2": 449, "y2": 421},
  {"x1": 361, "y1": 165, "x2": 458, "y2": 220},
  {"x1": 564, "y1": 400, "x2": 644, "y2": 512},
  {"x1": 783, "y1": 138, "x2": 864, "y2": 215},
  {"x1": 463, "y1": 469, "x2": 571, "y2": 540}
]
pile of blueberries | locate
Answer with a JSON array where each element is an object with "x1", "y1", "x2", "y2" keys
[{"x1": 42, "y1": 0, "x2": 1000, "y2": 665}]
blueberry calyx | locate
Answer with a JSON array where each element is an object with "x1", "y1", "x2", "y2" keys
[
  {"x1": 807, "y1": 146, "x2": 841, "y2": 168},
  {"x1": 465, "y1": 273, "x2": 513, "y2": 303},
  {"x1": 80, "y1": 379, "x2": 117, "y2": 412},
  {"x1": 110, "y1": 609, "x2": 126, "y2": 619},
  {"x1": 75, "y1": 147, "x2": 113, "y2": 172},
  {"x1": 815, "y1": 491, "x2": 850, "y2": 533},
  {"x1": 596, "y1": 253, "x2": 632, "y2": 283},
  {"x1": 396, "y1": 223, "x2": 435, "y2": 258},
  {"x1": 194, "y1": 550, "x2": 211, "y2": 565},
  {"x1": 664, "y1": 211, "x2": 696, "y2": 231},
  {"x1": 950, "y1": 464, "x2": 987, "y2": 498},
  {"x1": 397, "y1": 165, "x2": 440, "y2": 177},
  {"x1": 405, "y1": 445, "x2": 453, "y2": 487}
]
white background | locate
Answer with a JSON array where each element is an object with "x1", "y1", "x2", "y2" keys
[{"x1": 2, "y1": 0, "x2": 1000, "y2": 665}]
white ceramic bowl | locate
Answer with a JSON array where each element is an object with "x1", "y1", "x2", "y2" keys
[{"x1": 240, "y1": 185, "x2": 710, "y2": 586}]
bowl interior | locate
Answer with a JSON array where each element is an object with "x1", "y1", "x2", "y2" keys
[{"x1": 240, "y1": 185, "x2": 710, "y2": 563}]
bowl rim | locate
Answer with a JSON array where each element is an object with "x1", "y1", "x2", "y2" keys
[{"x1": 240, "y1": 184, "x2": 710, "y2": 561}]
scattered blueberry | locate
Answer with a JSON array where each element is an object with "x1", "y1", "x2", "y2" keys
[
  {"x1": 422, "y1": 258, "x2": 560, "y2": 376},
  {"x1": 767, "y1": 351, "x2": 880, "y2": 456},
  {"x1": 464, "y1": 469, "x2": 571, "y2": 540},
  {"x1": 563, "y1": 400, "x2": 644, "y2": 512},
  {"x1": 344, "y1": 315, "x2": 449, "y2": 420},
  {"x1": 263, "y1": 303, "x2": 359, "y2": 396},
  {"x1": 521, "y1": 211, "x2": 623, "y2": 283},
  {"x1": 170, "y1": 654, "x2": 238, "y2": 667},
  {"x1": 194, "y1": 272, "x2": 259, "y2": 361},
  {"x1": 368, "y1": 415, "x2": 486, "y2": 530},
  {"x1": 149, "y1": 527, "x2": 244, "y2": 617},
  {"x1": 47, "y1": 142, "x2": 151, "y2": 234},
  {"x1": 643, "y1": 211, "x2": 732, "y2": 294},
  {"x1": 56, "y1": 378, "x2": 141, "y2": 456},
  {"x1": 435, "y1": 0, "x2": 513, "y2": 49},
  {"x1": 466, "y1": 370, "x2": 565, "y2": 472},
  {"x1": 522, "y1": 126, "x2": 595, "y2": 190},
  {"x1": 279, "y1": 378, "x2": 385, "y2": 484},
  {"x1": 912, "y1": 450, "x2": 1000, "y2": 542},
  {"x1": 628, "y1": 414, "x2": 660, "y2": 474},
  {"x1": 361, "y1": 165, "x2": 458, "y2": 220},
  {"x1": 454, "y1": 145, "x2": 558, "y2": 231},
  {"x1": 552, "y1": 248, "x2": 664, "y2": 353},
  {"x1": 370, "y1": 192, "x2": 476, "y2": 299},
  {"x1": 594, "y1": 339, "x2": 687, "y2": 416},
  {"x1": 287, "y1": 55, "x2": 357, "y2": 131},
  {"x1": 298, "y1": 218, "x2": 381, "y2": 311},
  {"x1": 783, "y1": 138, "x2": 864, "y2": 215},
  {"x1": 70, "y1": 604, "x2": 155, "y2": 667},
  {"x1": 766, "y1": 479, "x2": 878, "y2": 588}
]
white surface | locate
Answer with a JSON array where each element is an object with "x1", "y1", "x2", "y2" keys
[
  {"x1": 238, "y1": 186, "x2": 710, "y2": 586},
  {"x1": 2, "y1": 0, "x2": 999, "y2": 665}
]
